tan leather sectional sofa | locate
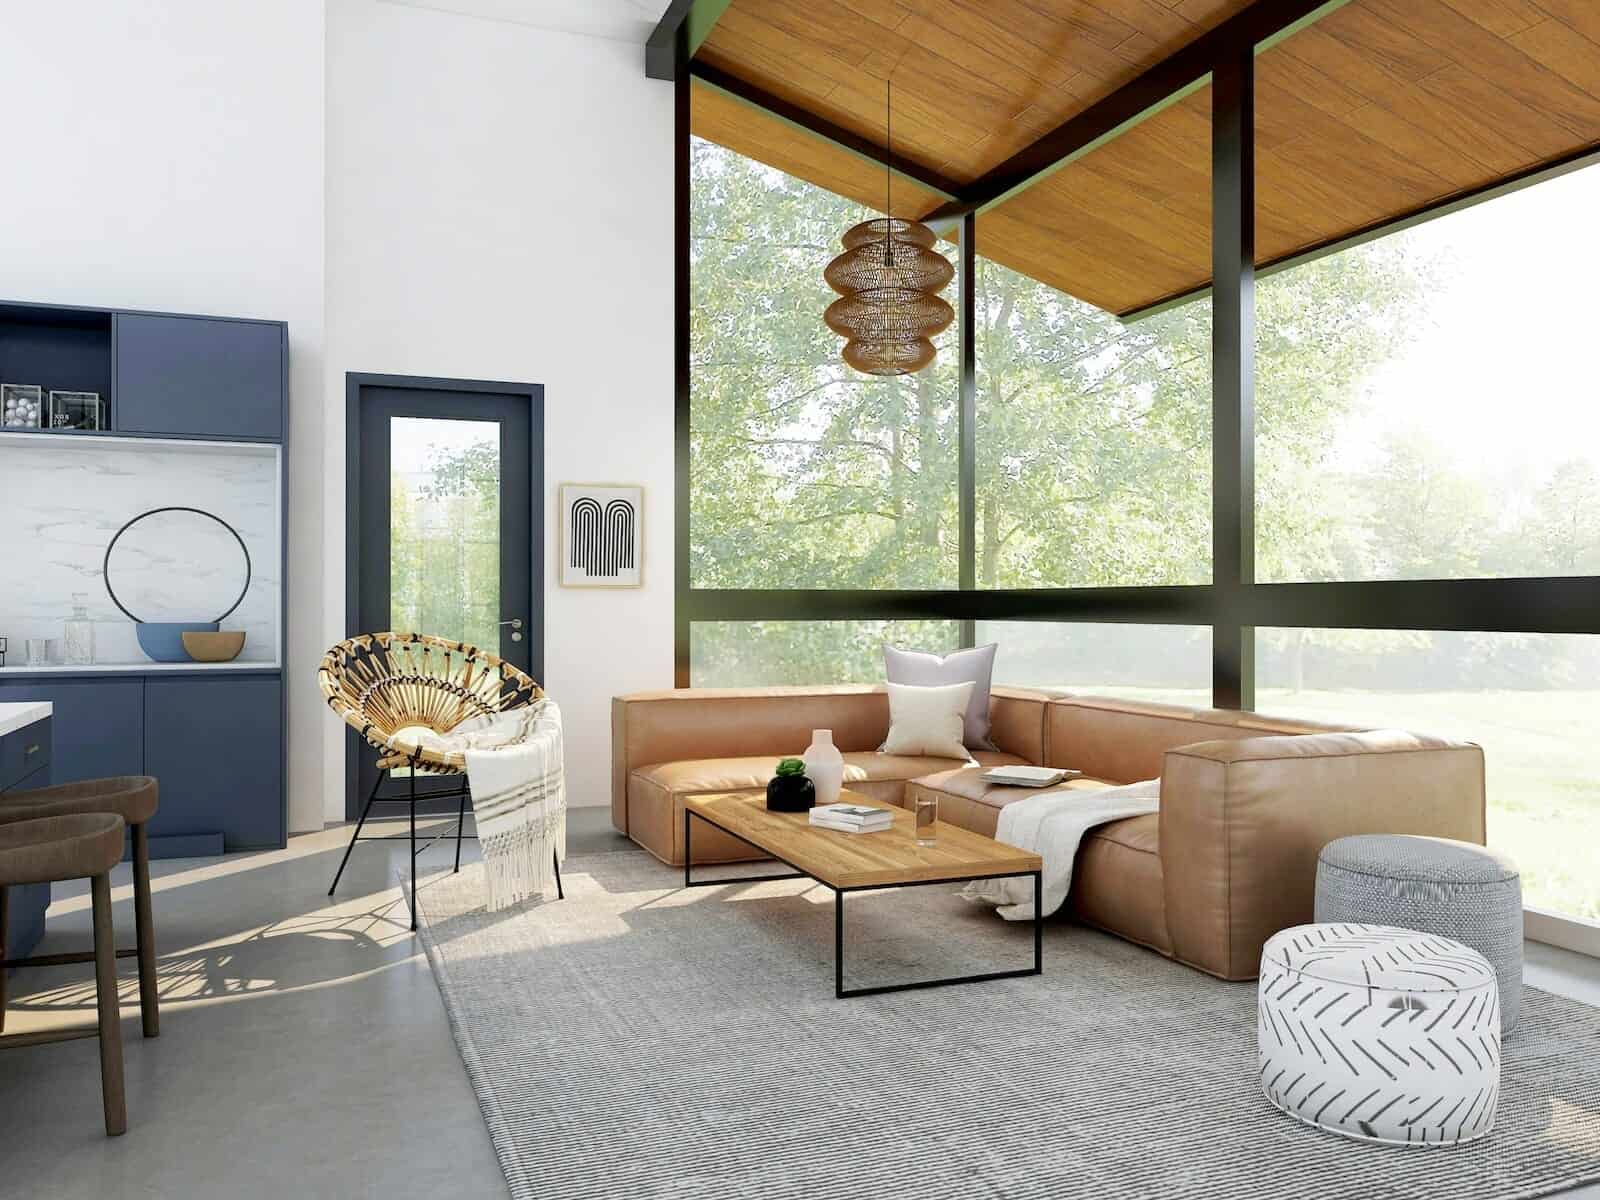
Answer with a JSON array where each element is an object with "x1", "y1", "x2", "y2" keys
[{"x1": 611, "y1": 685, "x2": 1486, "y2": 980}]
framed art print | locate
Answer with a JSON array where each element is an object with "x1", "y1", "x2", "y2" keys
[{"x1": 560, "y1": 483, "x2": 642, "y2": 588}]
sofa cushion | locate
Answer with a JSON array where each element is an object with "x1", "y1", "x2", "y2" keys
[
  {"x1": 1071, "y1": 814, "x2": 1171, "y2": 955},
  {"x1": 632, "y1": 749, "x2": 1026, "y2": 799},
  {"x1": 911, "y1": 763, "x2": 1117, "y2": 809},
  {"x1": 625, "y1": 749, "x2": 1030, "y2": 867},
  {"x1": 884, "y1": 642, "x2": 999, "y2": 750}
]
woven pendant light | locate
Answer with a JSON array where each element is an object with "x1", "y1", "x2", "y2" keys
[{"x1": 825, "y1": 84, "x2": 951, "y2": 377}]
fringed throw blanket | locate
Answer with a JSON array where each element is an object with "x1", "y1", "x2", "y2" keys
[
  {"x1": 963, "y1": 779, "x2": 1160, "y2": 921},
  {"x1": 416, "y1": 699, "x2": 566, "y2": 911}
]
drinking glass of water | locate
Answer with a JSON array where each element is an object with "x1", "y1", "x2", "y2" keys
[{"x1": 914, "y1": 795, "x2": 938, "y2": 846}]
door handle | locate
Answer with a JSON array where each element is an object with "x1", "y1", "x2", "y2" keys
[{"x1": 498, "y1": 618, "x2": 523, "y2": 642}]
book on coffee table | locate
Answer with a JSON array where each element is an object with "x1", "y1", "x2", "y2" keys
[
  {"x1": 979, "y1": 765, "x2": 1082, "y2": 788},
  {"x1": 810, "y1": 803, "x2": 894, "y2": 833}
]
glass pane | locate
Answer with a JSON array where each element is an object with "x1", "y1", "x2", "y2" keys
[
  {"x1": 1257, "y1": 145, "x2": 1600, "y2": 581},
  {"x1": 1256, "y1": 628, "x2": 1600, "y2": 921},
  {"x1": 976, "y1": 621, "x2": 1211, "y2": 707},
  {"x1": 973, "y1": 86, "x2": 1212, "y2": 589},
  {"x1": 689, "y1": 621, "x2": 959, "y2": 687},
  {"x1": 389, "y1": 417, "x2": 500, "y2": 650},
  {"x1": 689, "y1": 136, "x2": 958, "y2": 589}
]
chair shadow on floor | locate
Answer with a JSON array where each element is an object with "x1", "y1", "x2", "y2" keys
[{"x1": 6, "y1": 831, "x2": 467, "y2": 1023}]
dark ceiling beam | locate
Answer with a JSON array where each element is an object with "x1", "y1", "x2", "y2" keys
[
  {"x1": 921, "y1": 0, "x2": 1350, "y2": 224},
  {"x1": 690, "y1": 61, "x2": 966, "y2": 201},
  {"x1": 645, "y1": 0, "x2": 730, "y2": 82}
]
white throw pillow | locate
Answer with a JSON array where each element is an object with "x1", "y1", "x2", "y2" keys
[{"x1": 881, "y1": 681, "x2": 975, "y2": 760}]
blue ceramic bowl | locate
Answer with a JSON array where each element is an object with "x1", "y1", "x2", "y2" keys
[{"x1": 136, "y1": 621, "x2": 219, "y2": 663}]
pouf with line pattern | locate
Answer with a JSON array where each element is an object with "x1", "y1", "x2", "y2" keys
[{"x1": 1258, "y1": 924, "x2": 1500, "y2": 1147}]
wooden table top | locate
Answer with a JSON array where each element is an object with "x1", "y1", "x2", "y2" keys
[{"x1": 684, "y1": 790, "x2": 1042, "y2": 890}]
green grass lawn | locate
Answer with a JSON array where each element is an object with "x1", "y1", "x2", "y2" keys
[{"x1": 1064, "y1": 686, "x2": 1600, "y2": 922}]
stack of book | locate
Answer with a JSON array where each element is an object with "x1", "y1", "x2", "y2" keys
[{"x1": 809, "y1": 803, "x2": 893, "y2": 834}]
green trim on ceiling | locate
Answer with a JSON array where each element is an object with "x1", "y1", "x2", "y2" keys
[
  {"x1": 690, "y1": 75, "x2": 962, "y2": 202},
  {"x1": 975, "y1": 77, "x2": 1210, "y2": 217},
  {"x1": 685, "y1": 0, "x2": 732, "y2": 58}
]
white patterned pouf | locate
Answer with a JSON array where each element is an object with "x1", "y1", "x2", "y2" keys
[{"x1": 1259, "y1": 924, "x2": 1500, "y2": 1146}]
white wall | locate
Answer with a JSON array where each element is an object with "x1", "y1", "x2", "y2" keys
[
  {"x1": 324, "y1": 0, "x2": 672, "y2": 817},
  {"x1": 0, "y1": 0, "x2": 328, "y2": 833},
  {"x1": 0, "y1": 0, "x2": 673, "y2": 829}
]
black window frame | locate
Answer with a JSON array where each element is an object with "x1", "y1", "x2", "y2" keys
[{"x1": 660, "y1": 4, "x2": 1600, "y2": 695}]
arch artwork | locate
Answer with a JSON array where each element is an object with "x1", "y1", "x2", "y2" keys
[{"x1": 560, "y1": 484, "x2": 643, "y2": 587}]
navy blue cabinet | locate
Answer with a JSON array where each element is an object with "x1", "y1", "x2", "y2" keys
[
  {"x1": 0, "y1": 679, "x2": 142, "y2": 785},
  {"x1": 1, "y1": 714, "x2": 53, "y2": 966},
  {"x1": 143, "y1": 677, "x2": 283, "y2": 850},
  {"x1": 114, "y1": 313, "x2": 284, "y2": 440}
]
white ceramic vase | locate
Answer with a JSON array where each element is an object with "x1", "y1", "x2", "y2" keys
[{"x1": 802, "y1": 729, "x2": 845, "y2": 805}]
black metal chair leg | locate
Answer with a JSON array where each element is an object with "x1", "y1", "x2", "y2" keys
[
  {"x1": 328, "y1": 770, "x2": 384, "y2": 897},
  {"x1": 408, "y1": 768, "x2": 417, "y2": 931},
  {"x1": 453, "y1": 791, "x2": 468, "y2": 874},
  {"x1": 553, "y1": 848, "x2": 564, "y2": 900}
]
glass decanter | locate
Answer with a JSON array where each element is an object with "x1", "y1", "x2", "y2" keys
[{"x1": 64, "y1": 593, "x2": 95, "y2": 665}]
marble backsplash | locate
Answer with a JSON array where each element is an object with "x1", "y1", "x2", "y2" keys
[{"x1": 0, "y1": 435, "x2": 280, "y2": 665}]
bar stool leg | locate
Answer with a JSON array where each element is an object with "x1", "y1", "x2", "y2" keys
[
  {"x1": 91, "y1": 872, "x2": 127, "y2": 1137},
  {"x1": 132, "y1": 824, "x2": 159, "y2": 1038}
]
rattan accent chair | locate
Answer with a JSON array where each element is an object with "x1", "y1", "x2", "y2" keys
[{"x1": 318, "y1": 632, "x2": 555, "y2": 928}]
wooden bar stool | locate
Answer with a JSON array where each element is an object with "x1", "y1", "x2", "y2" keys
[
  {"x1": 0, "y1": 777, "x2": 160, "y2": 1038},
  {"x1": 0, "y1": 813, "x2": 128, "y2": 1136}
]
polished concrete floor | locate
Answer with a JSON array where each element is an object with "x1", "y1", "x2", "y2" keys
[
  {"x1": 0, "y1": 810, "x2": 1597, "y2": 1199},
  {"x1": 0, "y1": 806, "x2": 630, "y2": 1200}
]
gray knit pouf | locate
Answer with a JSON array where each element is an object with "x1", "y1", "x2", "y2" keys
[{"x1": 1315, "y1": 835, "x2": 1523, "y2": 1032}]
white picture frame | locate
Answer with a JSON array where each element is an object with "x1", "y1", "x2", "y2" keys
[{"x1": 559, "y1": 483, "x2": 643, "y2": 588}]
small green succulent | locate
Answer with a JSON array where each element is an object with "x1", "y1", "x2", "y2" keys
[{"x1": 775, "y1": 757, "x2": 807, "y2": 777}]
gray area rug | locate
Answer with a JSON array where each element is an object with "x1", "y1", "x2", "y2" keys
[{"x1": 415, "y1": 849, "x2": 1600, "y2": 1200}]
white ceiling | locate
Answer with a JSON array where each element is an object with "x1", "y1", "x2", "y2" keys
[{"x1": 379, "y1": 0, "x2": 671, "y2": 43}]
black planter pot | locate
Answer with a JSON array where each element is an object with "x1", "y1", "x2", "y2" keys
[{"x1": 766, "y1": 774, "x2": 816, "y2": 813}]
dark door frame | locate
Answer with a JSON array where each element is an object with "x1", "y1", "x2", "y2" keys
[{"x1": 343, "y1": 371, "x2": 545, "y2": 820}]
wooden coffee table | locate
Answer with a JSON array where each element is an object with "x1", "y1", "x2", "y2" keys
[{"x1": 683, "y1": 790, "x2": 1043, "y2": 999}]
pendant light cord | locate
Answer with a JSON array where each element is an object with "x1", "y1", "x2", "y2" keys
[{"x1": 884, "y1": 78, "x2": 893, "y2": 267}]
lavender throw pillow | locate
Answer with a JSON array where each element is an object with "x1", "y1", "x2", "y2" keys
[{"x1": 883, "y1": 643, "x2": 998, "y2": 752}]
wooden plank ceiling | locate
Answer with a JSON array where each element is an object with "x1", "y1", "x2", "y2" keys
[{"x1": 690, "y1": 0, "x2": 1600, "y2": 315}]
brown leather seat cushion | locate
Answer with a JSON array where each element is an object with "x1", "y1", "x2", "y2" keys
[
  {"x1": 627, "y1": 750, "x2": 1029, "y2": 866},
  {"x1": 0, "y1": 776, "x2": 158, "y2": 827},
  {"x1": 914, "y1": 765, "x2": 1117, "y2": 809},
  {"x1": 632, "y1": 749, "x2": 1027, "y2": 798},
  {"x1": 1070, "y1": 812, "x2": 1171, "y2": 955},
  {"x1": 0, "y1": 813, "x2": 125, "y2": 886},
  {"x1": 907, "y1": 767, "x2": 1172, "y2": 956}
]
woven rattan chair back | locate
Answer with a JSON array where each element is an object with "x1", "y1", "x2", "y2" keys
[{"x1": 318, "y1": 632, "x2": 543, "y2": 774}]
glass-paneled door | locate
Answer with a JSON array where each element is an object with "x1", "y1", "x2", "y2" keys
[{"x1": 351, "y1": 378, "x2": 539, "y2": 816}]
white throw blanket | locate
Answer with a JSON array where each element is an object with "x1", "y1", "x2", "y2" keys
[
  {"x1": 415, "y1": 699, "x2": 566, "y2": 912},
  {"x1": 962, "y1": 779, "x2": 1160, "y2": 921}
]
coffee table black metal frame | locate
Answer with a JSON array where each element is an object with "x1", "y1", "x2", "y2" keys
[{"x1": 684, "y1": 807, "x2": 1043, "y2": 999}]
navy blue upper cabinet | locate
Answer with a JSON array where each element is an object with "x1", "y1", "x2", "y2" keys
[{"x1": 114, "y1": 313, "x2": 284, "y2": 440}]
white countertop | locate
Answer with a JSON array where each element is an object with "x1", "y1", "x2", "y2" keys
[{"x1": 0, "y1": 701, "x2": 52, "y2": 738}]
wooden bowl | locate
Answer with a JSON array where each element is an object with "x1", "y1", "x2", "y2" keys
[{"x1": 181, "y1": 631, "x2": 247, "y2": 662}]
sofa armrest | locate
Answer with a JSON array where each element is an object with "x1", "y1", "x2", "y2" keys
[{"x1": 1159, "y1": 729, "x2": 1486, "y2": 981}]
